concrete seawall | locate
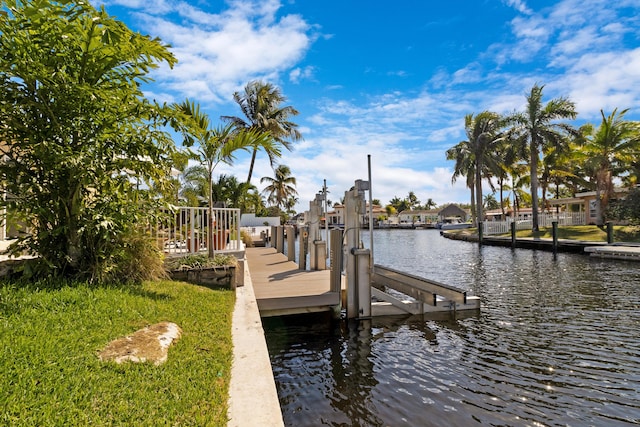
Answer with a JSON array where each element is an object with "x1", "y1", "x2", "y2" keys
[
  {"x1": 227, "y1": 260, "x2": 284, "y2": 427},
  {"x1": 442, "y1": 231, "x2": 607, "y2": 253}
]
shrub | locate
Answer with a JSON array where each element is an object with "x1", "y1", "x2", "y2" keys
[
  {"x1": 241, "y1": 229, "x2": 254, "y2": 247},
  {"x1": 607, "y1": 188, "x2": 640, "y2": 225}
]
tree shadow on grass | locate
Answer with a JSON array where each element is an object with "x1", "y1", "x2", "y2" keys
[{"x1": 0, "y1": 274, "x2": 176, "y2": 302}]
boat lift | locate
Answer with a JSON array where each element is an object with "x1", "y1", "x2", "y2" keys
[{"x1": 337, "y1": 169, "x2": 480, "y2": 319}]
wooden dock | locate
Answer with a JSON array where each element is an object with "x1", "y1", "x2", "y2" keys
[
  {"x1": 246, "y1": 247, "x2": 340, "y2": 317},
  {"x1": 584, "y1": 244, "x2": 640, "y2": 260}
]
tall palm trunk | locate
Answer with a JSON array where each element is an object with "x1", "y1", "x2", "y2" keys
[
  {"x1": 246, "y1": 147, "x2": 258, "y2": 183},
  {"x1": 475, "y1": 162, "x2": 483, "y2": 228},
  {"x1": 208, "y1": 174, "x2": 214, "y2": 258},
  {"x1": 469, "y1": 185, "x2": 476, "y2": 225},
  {"x1": 530, "y1": 138, "x2": 540, "y2": 231},
  {"x1": 499, "y1": 176, "x2": 506, "y2": 219}
]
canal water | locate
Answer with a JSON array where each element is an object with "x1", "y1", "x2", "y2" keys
[{"x1": 263, "y1": 229, "x2": 640, "y2": 426}]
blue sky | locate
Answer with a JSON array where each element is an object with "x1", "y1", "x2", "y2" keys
[{"x1": 95, "y1": 0, "x2": 640, "y2": 211}]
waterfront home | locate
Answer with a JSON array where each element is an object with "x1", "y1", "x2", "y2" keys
[
  {"x1": 396, "y1": 204, "x2": 471, "y2": 227},
  {"x1": 325, "y1": 203, "x2": 385, "y2": 227},
  {"x1": 438, "y1": 204, "x2": 471, "y2": 222},
  {"x1": 397, "y1": 209, "x2": 440, "y2": 226},
  {"x1": 549, "y1": 188, "x2": 629, "y2": 225}
]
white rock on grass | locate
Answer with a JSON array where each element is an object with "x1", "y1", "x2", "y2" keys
[{"x1": 98, "y1": 321, "x2": 182, "y2": 366}]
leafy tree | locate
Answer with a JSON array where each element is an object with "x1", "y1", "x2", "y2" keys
[
  {"x1": 0, "y1": 1, "x2": 178, "y2": 282},
  {"x1": 508, "y1": 84, "x2": 577, "y2": 230},
  {"x1": 576, "y1": 109, "x2": 640, "y2": 225},
  {"x1": 261, "y1": 164, "x2": 298, "y2": 213},
  {"x1": 385, "y1": 205, "x2": 397, "y2": 216},
  {"x1": 389, "y1": 196, "x2": 410, "y2": 213},
  {"x1": 607, "y1": 187, "x2": 640, "y2": 225},
  {"x1": 223, "y1": 80, "x2": 302, "y2": 183}
]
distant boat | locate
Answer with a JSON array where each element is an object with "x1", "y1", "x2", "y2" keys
[{"x1": 438, "y1": 217, "x2": 472, "y2": 230}]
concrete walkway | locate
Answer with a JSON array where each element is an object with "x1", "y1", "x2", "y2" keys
[{"x1": 227, "y1": 255, "x2": 284, "y2": 427}]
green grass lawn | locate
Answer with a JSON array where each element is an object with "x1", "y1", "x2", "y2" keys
[
  {"x1": 0, "y1": 279, "x2": 235, "y2": 426},
  {"x1": 450, "y1": 224, "x2": 640, "y2": 243}
]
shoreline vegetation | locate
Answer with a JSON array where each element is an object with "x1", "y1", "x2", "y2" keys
[
  {"x1": 445, "y1": 224, "x2": 640, "y2": 243},
  {"x1": 0, "y1": 279, "x2": 235, "y2": 426}
]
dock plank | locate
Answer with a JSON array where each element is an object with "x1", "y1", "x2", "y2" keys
[{"x1": 246, "y1": 247, "x2": 339, "y2": 317}]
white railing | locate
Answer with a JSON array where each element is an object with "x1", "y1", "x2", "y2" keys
[
  {"x1": 152, "y1": 206, "x2": 242, "y2": 255},
  {"x1": 483, "y1": 212, "x2": 586, "y2": 235}
]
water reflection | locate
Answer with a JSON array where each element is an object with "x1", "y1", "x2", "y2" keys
[{"x1": 265, "y1": 230, "x2": 640, "y2": 426}]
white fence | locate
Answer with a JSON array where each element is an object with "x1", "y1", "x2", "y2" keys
[
  {"x1": 152, "y1": 206, "x2": 242, "y2": 255},
  {"x1": 482, "y1": 212, "x2": 586, "y2": 235}
]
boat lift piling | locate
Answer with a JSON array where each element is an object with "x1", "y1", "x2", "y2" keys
[
  {"x1": 309, "y1": 194, "x2": 326, "y2": 271},
  {"x1": 286, "y1": 225, "x2": 295, "y2": 262},
  {"x1": 343, "y1": 179, "x2": 371, "y2": 319}
]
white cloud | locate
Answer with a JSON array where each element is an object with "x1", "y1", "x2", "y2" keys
[
  {"x1": 451, "y1": 62, "x2": 484, "y2": 85},
  {"x1": 559, "y1": 48, "x2": 640, "y2": 118},
  {"x1": 289, "y1": 66, "x2": 315, "y2": 83},
  {"x1": 503, "y1": 0, "x2": 533, "y2": 15},
  {"x1": 111, "y1": 0, "x2": 315, "y2": 104}
]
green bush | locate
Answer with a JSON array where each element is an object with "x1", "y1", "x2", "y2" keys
[
  {"x1": 241, "y1": 229, "x2": 254, "y2": 247},
  {"x1": 607, "y1": 188, "x2": 640, "y2": 225},
  {"x1": 0, "y1": 1, "x2": 178, "y2": 284},
  {"x1": 108, "y1": 231, "x2": 169, "y2": 284}
]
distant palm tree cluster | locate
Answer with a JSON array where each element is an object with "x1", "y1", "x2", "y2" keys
[
  {"x1": 386, "y1": 192, "x2": 439, "y2": 214},
  {"x1": 174, "y1": 80, "x2": 302, "y2": 222},
  {"x1": 446, "y1": 84, "x2": 640, "y2": 230}
]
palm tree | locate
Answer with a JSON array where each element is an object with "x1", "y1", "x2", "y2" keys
[
  {"x1": 261, "y1": 164, "x2": 298, "y2": 211},
  {"x1": 508, "y1": 84, "x2": 577, "y2": 231},
  {"x1": 424, "y1": 198, "x2": 437, "y2": 210},
  {"x1": 284, "y1": 195, "x2": 299, "y2": 216},
  {"x1": 446, "y1": 139, "x2": 477, "y2": 223},
  {"x1": 243, "y1": 188, "x2": 268, "y2": 215},
  {"x1": 578, "y1": 109, "x2": 640, "y2": 225},
  {"x1": 223, "y1": 80, "x2": 302, "y2": 183},
  {"x1": 175, "y1": 100, "x2": 271, "y2": 256},
  {"x1": 494, "y1": 132, "x2": 526, "y2": 218},
  {"x1": 180, "y1": 164, "x2": 208, "y2": 207},
  {"x1": 224, "y1": 176, "x2": 257, "y2": 211},
  {"x1": 389, "y1": 196, "x2": 410, "y2": 213},
  {"x1": 447, "y1": 111, "x2": 504, "y2": 227},
  {"x1": 483, "y1": 193, "x2": 499, "y2": 210},
  {"x1": 406, "y1": 191, "x2": 420, "y2": 210},
  {"x1": 509, "y1": 163, "x2": 531, "y2": 217}
]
